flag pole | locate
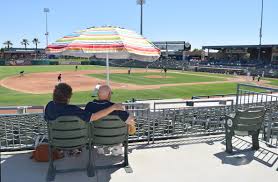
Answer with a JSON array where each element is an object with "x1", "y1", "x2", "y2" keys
[{"x1": 106, "y1": 52, "x2": 110, "y2": 86}]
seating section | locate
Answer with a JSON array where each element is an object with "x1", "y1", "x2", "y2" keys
[
  {"x1": 46, "y1": 116, "x2": 93, "y2": 181},
  {"x1": 91, "y1": 115, "x2": 132, "y2": 174},
  {"x1": 46, "y1": 115, "x2": 131, "y2": 181}
]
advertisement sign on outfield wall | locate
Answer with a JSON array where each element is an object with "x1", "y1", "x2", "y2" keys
[
  {"x1": 8, "y1": 60, "x2": 32, "y2": 66},
  {"x1": 58, "y1": 61, "x2": 81, "y2": 65}
]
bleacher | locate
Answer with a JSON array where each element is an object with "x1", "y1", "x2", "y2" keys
[{"x1": 1, "y1": 84, "x2": 278, "y2": 151}]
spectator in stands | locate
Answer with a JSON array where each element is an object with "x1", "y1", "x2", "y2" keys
[
  {"x1": 85, "y1": 85, "x2": 136, "y2": 156},
  {"x1": 44, "y1": 83, "x2": 124, "y2": 156}
]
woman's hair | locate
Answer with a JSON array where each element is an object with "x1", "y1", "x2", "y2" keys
[{"x1": 53, "y1": 83, "x2": 72, "y2": 104}]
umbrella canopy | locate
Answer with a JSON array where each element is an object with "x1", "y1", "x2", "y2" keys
[
  {"x1": 46, "y1": 26, "x2": 160, "y2": 85},
  {"x1": 46, "y1": 26, "x2": 160, "y2": 61}
]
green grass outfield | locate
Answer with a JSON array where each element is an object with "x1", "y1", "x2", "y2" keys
[
  {"x1": 89, "y1": 72, "x2": 227, "y2": 85},
  {"x1": 0, "y1": 65, "x2": 238, "y2": 106},
  {"x1": 0, "y1": 82, "x2": 238, "y2": 106},
  {"x1": 0, "y1": 65, "x2": 121, "y2": 79},
  {"x1": 264, "y1": 78, "x2": 278, "y2": 86}
]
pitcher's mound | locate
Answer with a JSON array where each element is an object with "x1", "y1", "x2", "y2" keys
[{"x1": 144, "y1": 75, "x2": 173, "y2": 79}]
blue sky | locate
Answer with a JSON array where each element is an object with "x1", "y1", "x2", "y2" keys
[{"x1": 1, "y1": 0, "x2": 277, "y2": 49}]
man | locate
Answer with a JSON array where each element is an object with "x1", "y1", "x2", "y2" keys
[
  {"x1": 164, "y1": 67, "x2": 167, "y2": 77},
  {"x1": 57, "y1": 73, "x2": 62, "y2": 83},
  {"x1": 85, "y1": 85, "x2": 136, "y2": 156},
  {"x1": 19, "y1": 71, "x2": 24, "y2": 77},
  {"x1": 257, "y1": 75, "x2": 261, "y2": 82}
]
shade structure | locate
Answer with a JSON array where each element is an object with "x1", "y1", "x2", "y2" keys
[{"x1": 46, "y1": 26, "x2": 160, "y2": 85}]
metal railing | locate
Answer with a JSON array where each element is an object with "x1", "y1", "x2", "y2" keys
[
  {"x1": 153, "y1": 99, "x2": 234, "y2": 111},
  {"x1": 0, "y1": 106, "x2": 44, "y2": 114},
  {"x1": 150, "y1": 106, "x2": 233, "y2": 143},
  {"x1": 236, "y1": 84, "x2": 278, "y2": 147},
  {"x1": 0, "y1": 113, "x2": 47, "y2": 151},
  {"x1": 1, "y1": 84, "x2": 278, "y2": 151}
]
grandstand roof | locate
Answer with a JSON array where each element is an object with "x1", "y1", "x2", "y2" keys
[{"x1": 202, "y1": 44, "x2": 278, "y2": 50}]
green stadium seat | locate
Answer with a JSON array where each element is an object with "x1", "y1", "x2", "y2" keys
[
  {"x1": 90, "y1": 115, "x2": 132, "y2": 175},
  {"x1": 224, "y1": 106, "x2": 266, "y2": 154},
  {"x1": 46, "y1": 116, "x2": 93, "y2": 181}
]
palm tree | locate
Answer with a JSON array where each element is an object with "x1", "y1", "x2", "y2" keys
[
  {"x1": 32, "y1": 38, "x2": 40, "y2": 50},
  {"x1": 0, "y1": 48, "x2": 4, "y2": 59},
  {"x1": 21, "y1": 39, "x2": 29, "y2": 50},
  {"x1": 32, "y1": 38, "x2": 40, "y2": 59},
  {"x1": 3, "y1": 40, "x2": 13, "y2": 49}
]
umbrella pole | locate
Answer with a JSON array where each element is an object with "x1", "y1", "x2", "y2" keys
[{"x1": 106, "y1": 52, "x2": 110, "y2": 86}]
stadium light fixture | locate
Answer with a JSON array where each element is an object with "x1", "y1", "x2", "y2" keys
[
  {"x1": 136, "y1": 0, "x2": 146, "y2": 35},
  {"x1": 44, "y1": 8, "x2": 50, "y2": 47},
  {"x1": 258, "y1": 0, "x2": 264, "y2": 61}
]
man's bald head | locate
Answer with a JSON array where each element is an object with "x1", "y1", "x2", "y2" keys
[{"x1": 98, "y1": 85, "x2": 112, "y2": 100}]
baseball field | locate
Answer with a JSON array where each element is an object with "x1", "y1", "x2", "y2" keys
[{"x1": 0, "y1": 65, "x2": 276, "y2": 106}]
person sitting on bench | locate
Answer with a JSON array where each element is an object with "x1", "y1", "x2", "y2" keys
[
  {"x1": 44, "y1": 83, "x2": 124, "y2": 156},
  {"x1": 85, "y1": 85, "x2": 136, "y2": 156}
]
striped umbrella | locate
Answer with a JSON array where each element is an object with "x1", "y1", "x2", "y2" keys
[{"x1": 46, "y1": 26, "x2": 160, "y2": 85}]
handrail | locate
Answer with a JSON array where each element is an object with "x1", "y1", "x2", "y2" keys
[
  {"x1": 153, "y1": 99, "x2": 234, "y2": 111},
  {"x1": 237, "y1": 83, "x2": 278, "y2": 92}
]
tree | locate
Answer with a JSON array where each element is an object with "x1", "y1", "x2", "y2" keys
[
  {"x1": 32, "y1": 38, "x2": 40, "y2": 50},
  {"x1": 0, "y1": 48, "x2": 4, "y2": 59},
  {"x1": 3, "y1": 40, "x2": 13, "y2": 49},
  {"x1": 32, "y1": 38, "x2": 40, "y2": 59},
  {"x1": 21, "y1": 39, "x2": 29, "y2": 50}
]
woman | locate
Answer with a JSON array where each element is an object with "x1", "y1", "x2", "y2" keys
[{"x1": 44, "y1": 83, "x2": 124, "y2": 156}]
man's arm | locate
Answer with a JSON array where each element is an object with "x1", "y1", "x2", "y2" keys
[{"x1": 90, "y1": 103, "x2": 124, "y2": 121}]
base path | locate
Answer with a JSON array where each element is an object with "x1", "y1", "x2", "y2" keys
[{"x1": 0, "y1": 69, "x2": 265, "y2": 94}]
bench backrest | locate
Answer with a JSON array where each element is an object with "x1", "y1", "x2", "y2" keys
[
  {"x1": 234, "y1": 106, "x2": 266, "y2": 132},
  {"x1": 92, "y1": 115, "x2": 127, "y2": 146},
  {"x1": 47, "y1": 116, "x2": 89, "y2": 149}
]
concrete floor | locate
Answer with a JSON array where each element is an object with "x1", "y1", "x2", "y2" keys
[{"x1": 1, "y1": 135, "x2": 278, "y2": 182}]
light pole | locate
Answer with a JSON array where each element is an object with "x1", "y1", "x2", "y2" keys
[
  {"x1": 44, "y1": 8, "x2": 50, "y2": 47},
  {"x1": 258, "y1": 0, "x2": 264, "y2": 61},
  {"x1": 137, "y1": 0, "x2": 145, "y2": 35}
]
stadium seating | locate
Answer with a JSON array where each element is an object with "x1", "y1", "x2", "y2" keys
[
  {"x1": 90, "y1": 115, "x2": 132, "y2": 174},
  {"x1": 224, "y1": 106, "x2": 266, "y2": 154},
  {"x1": 46, "y1": 116, "x2": 93, "y2": 181}
]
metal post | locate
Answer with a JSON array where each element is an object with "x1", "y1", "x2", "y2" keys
[
  {"x1": 258, "y1": 0, "x2": 264, "y2": 62},
  {"x1": 106, "y1": 52, "x2": 110, "y2": 86},
  {"x1": 44, "y1": 8, "x2": 50, "y2": 47},
  {"x1": 235, "y1": 84, "x2": 240, "y2": 110},
  {"x1": 137, "y1": 0, "x2": 145, "y2": 35}
]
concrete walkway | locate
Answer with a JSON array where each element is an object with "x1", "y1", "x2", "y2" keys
[{"x1": 1, "y1": 135, "x2": 278, "y2": 182}]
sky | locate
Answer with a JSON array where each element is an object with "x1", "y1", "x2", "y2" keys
[{"x1": 0, "y1": 0, "x2": 277, "y2": 49}]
